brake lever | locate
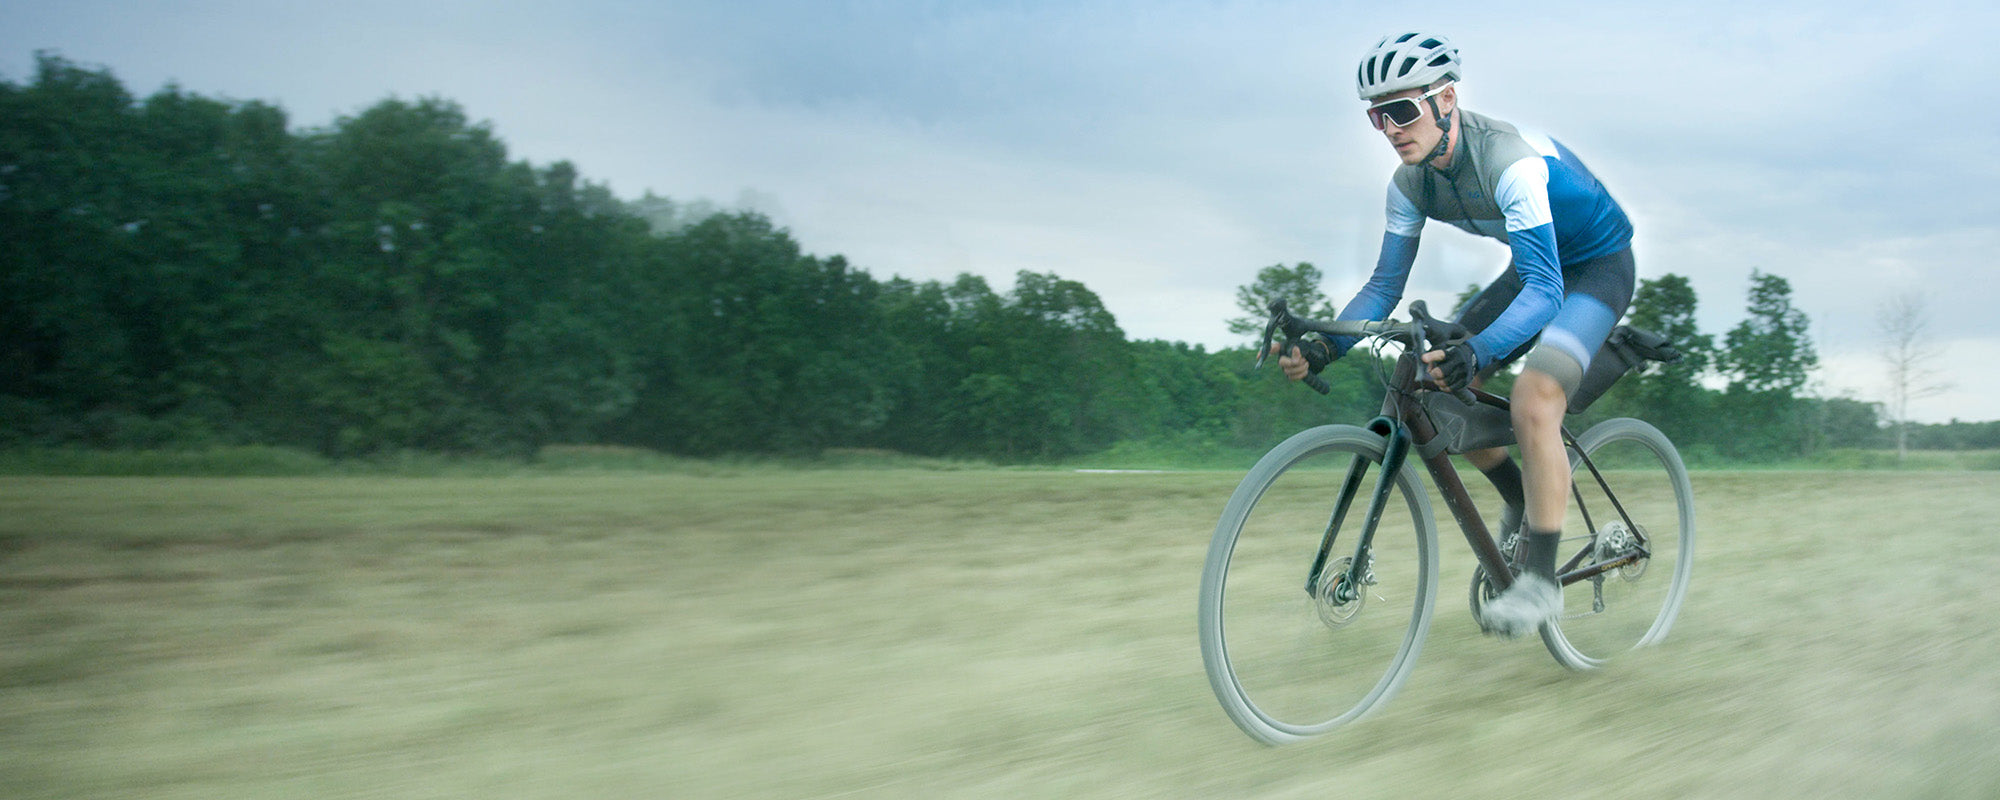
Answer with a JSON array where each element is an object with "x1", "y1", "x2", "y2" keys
[
  {"x1": 1408, "y1": 300, "x2": 1433, "y2": 354},
  {"x1": 1254, "y1": 298, "x2": 1331, "y2": 395},
  {"x1": 1254, "y1": 316, "x2": 1280, "y2": 370},
  {"x1": 1255, "y1": 298, "x2": 1293, "y2": 370},
  {"x1": 1406, "y1": 300, "x2": 1478, "y2": 404}
]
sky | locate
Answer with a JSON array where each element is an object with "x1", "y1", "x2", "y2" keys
[{"x1": 6, "y1": 0, "x2": 1997, "y2": 422}]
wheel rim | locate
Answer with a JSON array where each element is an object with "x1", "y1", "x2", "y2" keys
[{"x1": 1201, "y1": 427, "x2": 1438, "y2": 741}]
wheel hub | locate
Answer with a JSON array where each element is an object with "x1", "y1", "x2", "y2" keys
[{"x1": 1314, "y1": 556, "x2": 1372, "y2": 628}]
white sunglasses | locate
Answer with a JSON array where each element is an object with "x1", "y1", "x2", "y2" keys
[{"x1": 1366, "y1": 82, "x2": 1453, "y2": 130}]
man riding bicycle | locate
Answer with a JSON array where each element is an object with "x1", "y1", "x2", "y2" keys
[{"x1": 1274, "y1": 31, "x2": 1636, "y2": 637}]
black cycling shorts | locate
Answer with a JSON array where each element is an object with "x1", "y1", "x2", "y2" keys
[{"x1": 1453, "y1": 247, "x2": 1637, "y2": 390}]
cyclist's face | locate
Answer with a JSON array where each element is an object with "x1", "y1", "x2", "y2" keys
[{"x1": 1368, "y1": 84, "x2": 1454, "y2": 165}]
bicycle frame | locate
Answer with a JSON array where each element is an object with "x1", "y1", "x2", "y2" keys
[{"x1": 1308, "y1": 335, "x2": 1651, "y2": 606}]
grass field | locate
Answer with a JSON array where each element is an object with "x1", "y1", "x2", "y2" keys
[{"x1": 3, "y1": 466, "x2": 1998, "y2": 798}]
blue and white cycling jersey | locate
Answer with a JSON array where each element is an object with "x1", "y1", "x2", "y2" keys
[{"x1": 1336, "y1": 109, "x2": 1633, "y2": 368}]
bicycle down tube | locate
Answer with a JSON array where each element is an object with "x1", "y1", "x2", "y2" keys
[{"x1": 1381, "y1": 357, "x2": 1519, "y2": 595}]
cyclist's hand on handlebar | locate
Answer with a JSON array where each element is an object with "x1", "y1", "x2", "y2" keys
[
  {"x1": 1270, "y1": 342, "x2": 1308, "y2": 382},
  {"x1": 1269, "y1": 340, "x2": 1331, "y2": 382},
  {"x1": 1422, "y1": 342, "x2": 1479, "y2": 392}
]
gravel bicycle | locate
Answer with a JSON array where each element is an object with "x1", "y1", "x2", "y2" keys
[{"x1": 1197, "y1": 299, "x2": 1694, "y2": 745}]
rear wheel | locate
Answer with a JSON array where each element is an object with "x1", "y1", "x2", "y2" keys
[
  {"x1": 1539, "y1": 418, "x2": 1695, "y2": 669},
  {"x1": 1198, "y1": 425, "x2": 1439, "y2": 744}
]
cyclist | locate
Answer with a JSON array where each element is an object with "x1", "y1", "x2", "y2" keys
[{"x1": 1274, "y1": 31, "x2": 1636, "y2": 637}]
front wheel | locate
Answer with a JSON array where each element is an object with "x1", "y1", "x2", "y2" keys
[
  {"x1": 1539, "y1": 418, "x2": 1696, "y2": 669},
  {"x1": 1198, "y1": 425, "x2": 1439, "y2": 744}
]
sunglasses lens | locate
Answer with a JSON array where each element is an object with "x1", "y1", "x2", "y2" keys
[{"x1": 1369, "y1": 98, "x2": 1423, "y2": 129}]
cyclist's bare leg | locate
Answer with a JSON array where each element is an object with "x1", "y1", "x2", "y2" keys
[
  {"x1": 1479, "y1": 366, "x2": 1568, "y2": 636},
  {"x1": 1510, "y1": 368, "x2": 1568, "y2": 533}
]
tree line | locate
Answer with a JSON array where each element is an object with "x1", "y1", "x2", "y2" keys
[
  {"x1": 0, "y1": 54, "x2": 1310, "y2": 460},
  {"x1": 0, "y1": 55, "x2": 1968, "y2": 463}
]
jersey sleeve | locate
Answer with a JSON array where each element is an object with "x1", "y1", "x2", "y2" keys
[
  {"x1": 1332, "y1": 230, "x2": 1419, "y2": 357},
  {"x1": 1327, "y1": 182, "x2": 1428, "y2": 356},
  {"x1": 1466, "y1": 156, "x2": 1565, "y2": 366},
  {"x1": 1384, "y1": 180, "x2": 1425, "y2": 238}
]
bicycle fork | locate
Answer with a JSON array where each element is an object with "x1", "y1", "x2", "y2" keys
[{"x1": 1304, "y1": 417, "x2": 1412, "y2": 605}]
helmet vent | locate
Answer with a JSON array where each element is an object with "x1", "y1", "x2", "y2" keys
[{"x1": 1355, "y1": 31, "x2": 1460, "y2": 99}]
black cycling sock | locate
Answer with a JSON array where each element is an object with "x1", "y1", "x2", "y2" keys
[
  {"x1": 1523, "y1": 527, "x2": 1560, "y2": 582},
  {"x1": 1480, "y1": 458, "x2": 1526, "y2": 512}
]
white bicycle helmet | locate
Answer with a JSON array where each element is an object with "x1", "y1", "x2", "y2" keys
[{"x1": 1356, "y1": 32, "x2": 1460, "y2": 99}]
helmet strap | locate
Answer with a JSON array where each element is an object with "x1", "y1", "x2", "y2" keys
[{"x1": 1419, "y1": 97, "x2": 1453, "y2": 167}]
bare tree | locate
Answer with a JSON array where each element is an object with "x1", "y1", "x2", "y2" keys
[{"x1": 1878, "y1": 293, "x2": 1951, "y2": 460}]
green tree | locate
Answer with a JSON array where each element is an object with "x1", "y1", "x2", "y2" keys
[
  {"x1": 862, "y1": 276, "x2": 962, "y2": 455},
  {"x1": 1815, "y1": 396, "x2": 1885, "y2": 449},
  {"x1": 1719, "y1": 270, "x2": 1816, "y2": 395},
  {"x1": 293, "y1": 97, "x2": 524, "y2": 452},
  {"x1": 0, "y1": 55, "x2": 147, "y2": 441},
  {"x1": 1120, "y1": 340, "x2": 1242, "y2": 447},
  {"x1": 949, "y1": 271, "x2": 1132, "y2": 460},
  {"x1": 1228, "y1": 262, "x2": 1337, "y2": 338},
  {"x1": 1716, "y1": 270, "x2": 1820, "y2": 458},
  {"x1": 0, "y1": 54, "x2": 324, "y2": 447}
]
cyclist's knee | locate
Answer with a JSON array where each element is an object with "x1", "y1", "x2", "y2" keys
[
  {"x1": 1521, "y1": 346, "x2": 1584, "y2": 399},
  {"x1": 1511, "y1": 369, "x2": 1566, "y2": 436}
]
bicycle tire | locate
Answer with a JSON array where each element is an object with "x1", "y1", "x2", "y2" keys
[
  {"x1": 1538, "y1": 417, "x2": 1695, "y2": 669},
  {"x1": 1198, "y1": 425, "x2": 1439, "y2": 744}
]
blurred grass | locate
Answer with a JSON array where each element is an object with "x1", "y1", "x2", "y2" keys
[
  {"x1": 1799, "y1": 448, "x2": 2000, "y2": 471},
  {"x1": 2, "y1": 468, "x2": 1998, "y2": 798},
  {"x1": 0, "y1": 445, "x2": 995, "y2": 478},
  {"x1": 9, "y1": 442, "x2": 1998, "y2": 478}
]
